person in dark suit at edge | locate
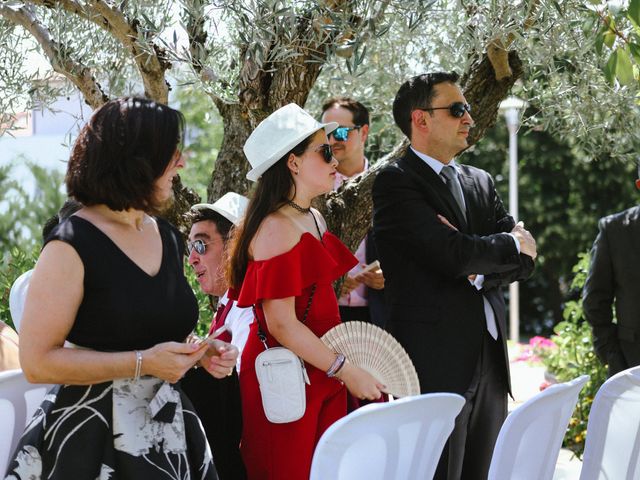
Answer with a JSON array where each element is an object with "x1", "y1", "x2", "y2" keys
[
  {"x1": 372, "y1": 72, "x2": 537, "y2": 479},
  {"x1": 583, "y1": 164, "x2": 640, "y2": 378}
]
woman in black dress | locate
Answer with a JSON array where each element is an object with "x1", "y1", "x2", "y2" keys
[{"x1": 5, "y1": 98, "x2": 236, "y2": 480}]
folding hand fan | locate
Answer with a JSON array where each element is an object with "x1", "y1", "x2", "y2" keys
[{"x1": 321, "y1": 321, "x2": 420, "y2": 397}]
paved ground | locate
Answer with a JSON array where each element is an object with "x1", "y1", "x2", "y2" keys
[{"x1": 508, "y1": 345, "x2": 582, "y2": 479}]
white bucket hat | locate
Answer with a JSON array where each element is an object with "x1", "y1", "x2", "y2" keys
[
  {"x1": 191, "y1": 192, "x2": 249, "y2": 226},
  {"x1": 244, "y1": 103, "x2": 338, "y2": 182}
]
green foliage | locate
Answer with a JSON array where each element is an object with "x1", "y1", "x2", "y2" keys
[
  {"x1": 174, "y1": 85, "x2": 224, "y2": 201},
  {"x1": 183, "y1": 261, "x2": 214, "y2": 338},
  {"x1": 534, "y1": 252, "x2": 608, "y2": 458},
  {"x1": 0, "y1": 160, "x2": 65, "y2": 252},
  {"x1": 0, "y1": 245, "x2": 38, "y2": 330},
  {"x1": 594, "y1": 1, "x2": 640, "y2": 88},
  {"x1": 0, "y1": 160, "x2": 65, "y2": 330}
]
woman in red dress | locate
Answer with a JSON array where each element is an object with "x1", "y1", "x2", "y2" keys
[{"x1": 228, "y1": 103, "x2": 385, "y2": 480}]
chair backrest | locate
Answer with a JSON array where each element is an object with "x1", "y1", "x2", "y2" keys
[
  {"x1": 579, "y1": 365, "x2": 640, "y2": 480},
  {"x1": 488, "y1": 374, "x2": 589, "y2": 480},
  {"x1": 0, "y1": 369, "x2": 52, "y2": 475},
  {"x1": 309, "y1": 392, "x2": 465, "y2": 480}
]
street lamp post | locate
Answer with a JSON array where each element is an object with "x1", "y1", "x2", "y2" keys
[{"x1": 499, "y1": 96, "x2": 528, "y2": 343}]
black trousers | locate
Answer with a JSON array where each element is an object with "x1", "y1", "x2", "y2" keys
[
  {"x1": 339, "y1": 305, "x2": 371, "y2": 323},
  {"x1": 434, "y1": 330, "x2": 508, "y2": 480},
  {"x1": 181, "y1": 367, "x2": 247, "y2": 480}
]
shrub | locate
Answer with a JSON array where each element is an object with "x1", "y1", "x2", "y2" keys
[
  {"x1": 1, "y1": 245, "x2": 38, "y2": 330},
  {"x1": 183, "y1": 262, "x2": 214, "y2": 337},
  {"x1": 533, "y1": 252, "x2": 608, "y2": 458}
]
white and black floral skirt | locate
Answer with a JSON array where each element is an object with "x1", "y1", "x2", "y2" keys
[{"x1": 5, "y1": 377, "x2": 218, "y2": 480}]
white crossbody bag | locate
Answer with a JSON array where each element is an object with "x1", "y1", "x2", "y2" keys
[{"x1": 253, "y1": 284, "x2": 315, "y2": 424}]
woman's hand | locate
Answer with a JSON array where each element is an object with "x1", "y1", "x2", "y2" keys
[
  {"x1": 338, "y1": 362, "x2": 386, "y2": 401},
  {"x1": 142, "y1": 341, "x2": 207, "y2": 383},
  {"x1": 199, "y1": 340, "x2": 239, "y2": 379}
]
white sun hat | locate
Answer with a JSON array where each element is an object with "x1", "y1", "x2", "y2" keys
[
  {"x1": 191, "y1": 192, "x2": 249, "y2": 226},
  {"x1": 244, "y1": 103, "x2": 338, "y2": 182}
]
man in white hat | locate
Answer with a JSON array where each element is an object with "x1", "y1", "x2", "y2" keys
[{"x1": 181, "y1": 192, "x2": 251, "y2": 480}]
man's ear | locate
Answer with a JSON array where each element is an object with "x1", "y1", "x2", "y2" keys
[
  {"x1": 360, "y1": 124, "x2": 370, "y2": 144},
  {"x1": 411, "y1": 109, "x2": 429, "y2": 134}
]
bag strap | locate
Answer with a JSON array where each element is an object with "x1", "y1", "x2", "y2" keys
[
  {"x1": 254, "y1": 284, "x2": 316, "y2": 350},
  {"x1": 254, "y1": 209, "x2": 323, "y2": 350}
]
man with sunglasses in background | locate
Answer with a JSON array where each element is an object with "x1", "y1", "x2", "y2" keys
[
  {"x1": 321, "y1": 97, "x2": 389, "y2": 329},
  {"x1": 181, "y1": 192, "x2": 251, "y2": 480},
  {"x1": 373, "y1": 72, "x2": 537, "y2": 479}
]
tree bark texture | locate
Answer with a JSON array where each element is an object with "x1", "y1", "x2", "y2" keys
[
  {"x1": 207, "y1": 102, "x2": 253, "y2": 201},
  {"x1": 207, "y1": 16, "x2": 330, "y2": 202}
]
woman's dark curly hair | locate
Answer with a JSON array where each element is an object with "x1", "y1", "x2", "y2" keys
[{"x1": 66, "y1": 97, "x2": 185, "y2": 212}]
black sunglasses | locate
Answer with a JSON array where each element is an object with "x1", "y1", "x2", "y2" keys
[
  {"x1": 315, "y1": 143, "x2": 334, "y2": 163},
  {"x1": 419, "y1": 102, "x2": 471, "y2": 118},
  {"x1": 187, "y1": 239, "x2": 209, "y2": 255},
  {"x1": 329, "y1": 125, "x2": 362, "y2": 142}
]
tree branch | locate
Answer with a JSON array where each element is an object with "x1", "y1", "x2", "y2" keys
[
  {"x1": 28, "y1": 0, "x2": 170, "y2": 103},
  {"x1": 0, "y1": 4, "x2": 107, "y2": 108},
  {"x1": 487, "y1": 0, "x2": 540, "y2": 81},
  {"x1": 182, "y1": 0, "x2": 208, "y2": 73},
  {"x1": 88, "y1": 0, "x2": 169, "y2": 102}
]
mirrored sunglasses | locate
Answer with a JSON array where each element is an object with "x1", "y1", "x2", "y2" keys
[
  {"x1": 187, "y1": 239, "x2": 209, "y2": 255},
  {"x1": 328, "y1": 125, "x2": 362, "y2": 142},
  {"x1": 420, "y1": 102, "x2": 471, "y2": 118},
  {"x1": 315, "y1": 143, "x2": 334, "y2": 163}
]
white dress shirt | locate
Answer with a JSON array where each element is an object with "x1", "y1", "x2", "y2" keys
[{"x1": 218, "y1": 291, "x2": 254, "y2": 372}]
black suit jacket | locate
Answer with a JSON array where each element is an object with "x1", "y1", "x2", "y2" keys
[
  {"x1": 583, "y1": 206, "x2": 640, "y2": 376},
  {"x1": 364, "y1": 230, "x2": 390, "y2": 328},
  {"x1": 372, "y1": 148, "x2": 534, "y2": 395}
]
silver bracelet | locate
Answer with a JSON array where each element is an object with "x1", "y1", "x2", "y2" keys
[
  {"x1": 133, "y1": 350, "x2": 143, "y2": 381},
  {"x1": 327, "y1": 353, "x2": 346, "y2": 378}
]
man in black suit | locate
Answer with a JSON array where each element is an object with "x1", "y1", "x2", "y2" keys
[
  {"x1": 583, "y1": 172, "x2": 640, "y2": 377},
  {"x1": 372, "y1": 72, "x2": 537, "y2": 479}
]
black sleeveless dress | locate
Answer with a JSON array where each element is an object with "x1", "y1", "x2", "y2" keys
[{"x1": 5, "y1": 216, "x2": 218, "y2": 480}]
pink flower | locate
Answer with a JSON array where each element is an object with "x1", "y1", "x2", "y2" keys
[
  {"x1": 539, "y1": 380, "x2": 552, "y2": 391},
  {"x1": 530, "y1": 336, "x2": 555, "y2": 349}
]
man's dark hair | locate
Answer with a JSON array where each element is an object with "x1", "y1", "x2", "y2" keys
[
  {"x1": 66, "y1": 97, "x2": 185, "y2": 213},
  {"x1": 392, "y1": 71, "x2": 460, "y2": 139},
  {"x1": 41, "y1": 198, "x2": 83, "y2": 242},
  {"x1": 188, "y1": 208, "x2": 234, "y2": 242},
  {"x1": 321, "y1": 97, "x2": 370, "y2": 126}
]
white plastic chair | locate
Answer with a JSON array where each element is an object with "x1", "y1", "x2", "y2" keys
[
  {"x1": 488, "y1": 374, "x2": 589, "y2": 480},
  {"x1": 309, "y1": 392, "x2": 465, "y2": 480},
  {"x1": 579, "y1": 365, "x2": 640, "y2": 480},
  {"x1": 0, "y1": 369, "x2": 52, "y2": 475}
]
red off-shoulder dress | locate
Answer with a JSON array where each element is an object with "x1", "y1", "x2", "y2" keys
[{"x1": 233, "y1": 231, "x2": 357, "y2": 480}]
